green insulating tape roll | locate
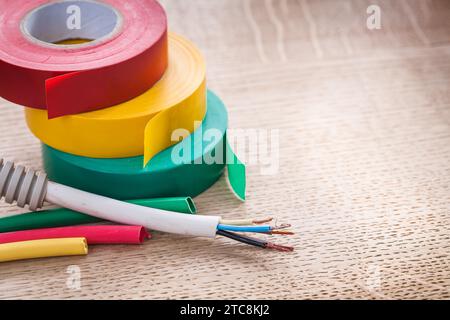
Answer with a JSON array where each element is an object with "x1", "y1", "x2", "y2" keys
[
  {"x1": 42, "y1": 91, "x2": 246, "y2": 201},
  {"x1": 0, "y1": 197, "x2": 196, "y2": 233}
]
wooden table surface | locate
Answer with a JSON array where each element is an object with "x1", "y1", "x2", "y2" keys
[{"x1": 1, "y1": 0, "x2": 449, "y2": 299}]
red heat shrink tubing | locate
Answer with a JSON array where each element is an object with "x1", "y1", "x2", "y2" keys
[{"x1": 0, "y1": 226, "x2": 151, "y2": 245}]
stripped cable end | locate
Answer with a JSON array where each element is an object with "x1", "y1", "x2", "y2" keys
[
  {"x1": 217, "y1": 230, "x2": 294, "y2": 252},
  {"x1": 266, "y1": 242, "x2": 294, "y2": 252},
  {"x1": 268, "y1": 230, "x2": 295, "y2": 236},
  {"x1": 272, "y1": 223, "x2": 291, "y2": 230}
]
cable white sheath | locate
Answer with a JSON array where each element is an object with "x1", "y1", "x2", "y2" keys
[{"x1": 46, "y1": 182, "x2": 220, "y2": 238}]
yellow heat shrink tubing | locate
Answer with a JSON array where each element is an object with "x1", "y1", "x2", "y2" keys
[
  {"x1": 0, "y1": 238, "x2": 88, "y2": 263},
  {"x1": 25, "y1": 33, "x2": 206, "y2": 166}
]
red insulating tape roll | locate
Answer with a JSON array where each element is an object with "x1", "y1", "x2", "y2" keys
[
  {"x1": 0, "y1": 225, "x2": 150, "y2": 245},
  {"x1": 0, "y1": 0, "x2": 168, "y2": 118}
]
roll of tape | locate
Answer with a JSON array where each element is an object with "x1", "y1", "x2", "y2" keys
[
  {"x1": 42, "y1": 91, "x2": 246, "y2": 200},
  {"x1": 26, "y1": 33, "x2": 206, "y2": 165},
  {"x1": 0, "y1": 0, "x2": 168, "y2": 118}
]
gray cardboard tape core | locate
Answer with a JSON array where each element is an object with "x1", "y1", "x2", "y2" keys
[{"x1": 21, "y1": 0, "x2": 122, "y2": 49}]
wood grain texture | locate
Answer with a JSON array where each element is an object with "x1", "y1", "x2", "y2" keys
[{"x1": 1, "y1": 0, "x2": 450, "y2": 299}]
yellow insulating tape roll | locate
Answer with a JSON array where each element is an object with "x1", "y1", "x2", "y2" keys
[
  {"x1": 25, "y1": 33, "x2": 207, "y2": 166},
  {"x1": 0, "y1": 238, "x2": 88, "y2": 263}
]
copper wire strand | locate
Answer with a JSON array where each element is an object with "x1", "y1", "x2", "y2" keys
[
  {"x1": 272, "y1": 223, "x2": 292, "y2": 230},
  {"x1": 267, "y1": 230, "x2": 295, "y2": 236},
  {"x1": 217, "y1": 230, "x2": 294, "y2": 252},
  {"x1": 266, "y1": 242, "x2": 295, "y2": 252},
  {"x1": 253, "y1": 217, "x2": 274, "y2": 225}
]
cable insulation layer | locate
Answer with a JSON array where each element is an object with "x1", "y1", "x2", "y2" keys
[
  {"x1": 217, "y1": 224, "x2": 272, "y2": 233},
  {"x1": 0, "y1": 197, "x2": 196, "y2": 233},
  {"x1": 46, "y1": 182, "x2": 221, "y2": 238}
]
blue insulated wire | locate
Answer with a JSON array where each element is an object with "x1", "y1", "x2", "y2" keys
[{"x1": 217, "y1": 224, "x2": 272, "y2": 233}]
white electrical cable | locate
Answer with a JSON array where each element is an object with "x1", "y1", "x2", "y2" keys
[
  {"x1": 0, "y1": 159, "x2": 221, "y2": 238},
  {"x1": 46, "y1": 182, "x2": 220, "y2": 238}
]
